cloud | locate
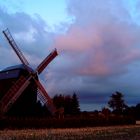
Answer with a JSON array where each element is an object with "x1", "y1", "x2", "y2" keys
[
  {"x1": 46, "y1": 0, "x2": 140, "y2": 108},
  {"x1": 0, "y1": 7, "x2": 55, "y2": 69},
  {"x1": 53, "y1": 0, "x2": 140, "y2": 78}
]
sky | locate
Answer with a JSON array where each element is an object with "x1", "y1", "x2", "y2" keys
[{"x1": 0, "y1": 0, "x2": 140, "y2": 111}]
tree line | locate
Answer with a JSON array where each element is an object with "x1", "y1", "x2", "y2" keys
[
  {"x1": 12, "y1": 90, "x2": 140, "y2": 120},
  {"x1": 35, "y1": 93, "x2": 80, "y2": 117},
  {"x1": 3, "y1": 91, "x2": 139, "y2": 128}
]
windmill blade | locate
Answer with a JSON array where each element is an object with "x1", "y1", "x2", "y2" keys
[
  {"x1": 33, "y1": 78, "x2": 56, "y2": 115},
  {"x1": 3, "y1": 28, "x2": 29, "y2": 66},
  {"x1": 36, "y1": 49, "x2": 58, "y2": 74}
]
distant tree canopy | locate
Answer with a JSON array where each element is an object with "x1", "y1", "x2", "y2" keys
[
  {"x1": 108, "y1": 91, "x2": 127, "y2": 114},
  {"x1": 53, "y1": 93, "x2": 80, "y2": 115},
  {"x1": 124, "y1": 103, "x2": 140, "y2": 120}
]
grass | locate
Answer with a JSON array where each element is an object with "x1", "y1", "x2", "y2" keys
[{"x1": 0, "y1": 125, "x2": 140, "y2": 140}]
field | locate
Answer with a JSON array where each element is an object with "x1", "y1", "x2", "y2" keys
[{"x1": 0, "y1": 125, "x2": 140, "y2": 140}]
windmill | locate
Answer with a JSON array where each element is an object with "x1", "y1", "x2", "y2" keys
[{"x1": 0, "y1": 28, "x2": 62, "y2": 117}]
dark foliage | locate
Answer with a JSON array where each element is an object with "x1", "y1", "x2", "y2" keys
[
  {"x1": 0, "y1": 115, "x2": 135, "y2": 129},
  {"x1": 6, "y1": 93, "x2": 81, "y2": 118},
  {"x1": 108, "y1": 91, "x2": 127, "y2": 114},
  {"x1": 35, "y1": 101, "x2": 51, "y2": 117},
  {"x1": 135, "y1": 104, "x2": 140, "y2": 119},
  {"x1": 53, "y1": 93, "x2": 80, "y2": 115},
  {"x1": 71, "y1": 93, "x2": 80, "y2": 115},
  {"x1": 123, "y1": 103, "x2": 140, "y2": 120}
]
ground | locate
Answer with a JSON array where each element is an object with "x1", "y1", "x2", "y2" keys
[{"x1": 0, "y1": 125, "x2": 140, "y2": 140}]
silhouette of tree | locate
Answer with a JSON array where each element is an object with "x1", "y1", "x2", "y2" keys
[
  {"x1": 53, "y1": 94, "x2": 64, "y2": 109},
  {"x1": 53, "y1": 93, "x2": 80, "y2": 115},
  {"x1": 108, "y1": 91, "x2": 127, "y2": 114},
  {"x1": 71, "y1": 93, "x2": 80, "y2": 115},
  {"x1": 135, "y1": 103, "x2": 140, "y2": 119},
  {"x1": 64, "y1": 95, "x2": 72, "y2": 114},
  {"x1": 116, "y1": 103, "x2": 140, "y2": 120},
  {"x1": 34, "y1": 101, "x2": 51, "y2": 117},
  {"x1": 102, "y1": 107, "x2": 111, "y2": 118}
]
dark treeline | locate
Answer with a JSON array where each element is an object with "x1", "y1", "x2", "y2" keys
[
  {"x1": 53, "y1": 93, "x2": 80, "y2": 115},
  {"x1": 1, "y1": 91, "x2": 139, "y2": 128},
  {"x1": 34, "y1": 93, "x2": 80, "y2": 117},
  {"x1": 29, "y1": 91, "x2": 140, "y2": 120}
]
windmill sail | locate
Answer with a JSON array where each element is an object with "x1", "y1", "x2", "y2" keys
[
  {"x1": 36, "y1": 49, "x2": 58, "y2": 74},
  {"x1": 3, "y1": 28, "x2": 29, "y2": 66}
]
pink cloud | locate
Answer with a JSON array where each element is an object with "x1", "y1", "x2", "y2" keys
[
  {"x1": 53, "y1": 20, "x2": 140, "y2": 77},
  {"x1": 54, "y1": 25, "x2": 102, "y2": 52}
]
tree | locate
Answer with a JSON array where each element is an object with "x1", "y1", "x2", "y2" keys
[
  {"x1": 71, "y1": 93, "x2": 80, "y2": 115},
  {"x1": 135, "y1": 103, "x2": 140, "y2": 119},
  {"x1": 64, "y1": 95, "x2": 72, "y2": 114},
  {"x1": 108, "y1": 91, "x2": 127, "y2": 114},
  {"x1": 34, "y1": 101, "x2": 51, "y2": 117},
  {"x1": 102, "y1": 107, "x2": 111, "y2": 119},
  {"x1": 52, "y1": 93, "x2": 80, "y2": 115},
  {"x1": 53, "y1": 94, "x2": 65, "y2": 109}
]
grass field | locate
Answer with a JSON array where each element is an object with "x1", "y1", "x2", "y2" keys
[{"x1": 0, "y1": 125, "x2": 140, "y2": 140}]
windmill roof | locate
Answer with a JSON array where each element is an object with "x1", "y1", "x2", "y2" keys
[{"x1": 2, "y1": 64, "x2": 26, "y2": 72}]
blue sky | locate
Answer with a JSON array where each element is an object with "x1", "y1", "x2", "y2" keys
[
  {"x1": 0, "y1": 0, "x2": 140, "y2": 111},
  {"x1": 0, "y1": 0, "x2": 72, "y2": 30}
]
